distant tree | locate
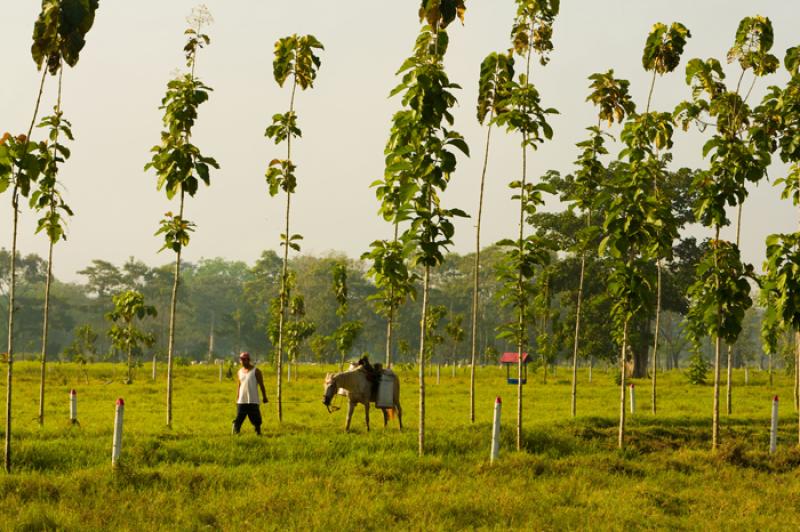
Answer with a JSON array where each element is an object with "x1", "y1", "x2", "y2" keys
[{"x1": 106, "y1": 290, "x2": 156, "y2": 384}]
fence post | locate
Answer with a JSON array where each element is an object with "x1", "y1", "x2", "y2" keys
[
  {"x1": 629, "y1": 383, "x2": 636, "y2": 414},
  {"x1": 152, "y1": 355, "x2": 157, "y2": 381},
  {"x1": 112, "y1": 398, "x2": 125, "y2": 468},
  {"x1": 219, "y1": 362, "x2": 223, "y2": 383},
  {"x1": 69, "y1": 389, "x2": 78, "y2": 425},
  {"x1": 490, "y1": 397, "x2": 502, "y2": 463},
  {"x1": 770, "y1": 395, "x2": 779, "y2": 454}
]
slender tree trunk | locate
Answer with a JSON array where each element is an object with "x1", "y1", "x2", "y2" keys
[
  {"x1": 646, "y1": 69, "x2": 662, "y2": 416},
  {"x1": 726, "y1": 204, "x2": 743, "y2": 415},
  {"x1": 126, "y1": 336, "x2": 133, "y2": 385},
  {"x1": 618, "y1": 318, "x2": 629, "y2": 449},
  {"x1": 385, "y1": 221, "x2": 399, "y2": 367},
  {"x1": 38, "y1": 239, "x2": 54, "y2": 424},
  {"x1": 4, "y1": 191, "x2": 20, "y2": 473},
  {"x1": 571, "y1": 225, "x2": 587, "y2": 418},
  {"x1": 515, "y1": 43, "x2": 534, "y2": 452},
  {"x1": 712, "y1": 228, "x2": 721, "y2": 451},
  {"x1": 276, "y1": 76, "x2": 298, "y2": 423},
  {"x1": 470, "y1": 120, "x2": 493, "y2": 423},
  {"x1": 418, "y1": 264, "x2": 430, "y2": 457},
  {"x1": 6, "y1": 68, "x2": 48, "y2": 471},
  {"x1": 652, "y1": 262, "x2": 661, "y2": 415},
  {"x1": 38, "y1": 66, "x2": 64, "y2": 426},
  {"x1": 768, "y1": 353, "x2": 773, "y2": 387},
  {"x1": 165, "y1": 191, "x2": 185, "y2": 428}
]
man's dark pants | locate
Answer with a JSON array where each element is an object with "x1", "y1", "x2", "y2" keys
[{"x1": 232, "y1": 403, "x2": 262, "y2": 434}]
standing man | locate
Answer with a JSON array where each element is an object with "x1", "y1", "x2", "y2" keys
[{"x1": 232, "y1": 352, "x2": 268, "y2": 435}]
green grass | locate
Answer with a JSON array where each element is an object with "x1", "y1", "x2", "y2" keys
[{"x1": 1, "y1": 361, "x2": 800, "y2": 530}]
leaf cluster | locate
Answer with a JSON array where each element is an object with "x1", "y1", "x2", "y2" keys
[
  {"x1": 587, "y1": 70, "x2": 636, "y2": 126},
  {"x1": 511, "y1": 0, "x2": 559, "y2": 65},
  {"x1": 762, "y1": 233, "x2": 800, "y2": 341},
  {"x1": 105, "y1": 289, "x2": 157, "y2": 353},
  {"x1": 727, "y1": 16, "x2": 779, "y2": 76},
  {"x1": 477, "y1": 52, "x2": 515, "y2": 124},
  {"x1": 418, "y1": 0, "x2": 466, "y2": 31},
  {"x1": 31, "y1": 0, "x2": 99, "y2": 74},
  {"x1": 273, "y1": 34, "x2": 323, "y2": 89},
  {"x1": 0, "y1": 133, "x2": 44, "y2": 197},
  {"x1": 642, "y1": 22, "x2": 691, "y2": 75},
  {"x1": 155, "y1": 211, "x2": 196, "y2": 254},
  {"x1": 362, "y1": 237, "x2": 418, "y2": 317},
  {"x1": 145, "y1": 75, "x2": 219, "y2": 199},
  {"x1": 29, "y1": 110, "x2": 75, "y2": 244},
  {"x1": 686, "y1": 240, "x2": 754, "y2": 350}
]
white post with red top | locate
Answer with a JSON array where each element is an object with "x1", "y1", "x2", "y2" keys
[
  {"x1": 629, "y1": 383, "x2": 636, "y2": 414},
  {"x1": 490, "y1": 397, "x2": 502, "y2": 463},
  {"x1": 69, "y1": 389, "x2": 77, "y2": 424},
  {"x1": 112, "y1": 398, "x2": 124, "y2": 467},
  {"x1": 770, "y1": 395, "x2": 779, "y2": 454}
]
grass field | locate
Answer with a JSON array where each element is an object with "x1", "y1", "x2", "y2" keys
[{"x1": 1, "y1": 360, "x2": 800, "y2": 530}]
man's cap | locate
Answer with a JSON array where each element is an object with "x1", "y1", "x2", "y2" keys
[{"x1": 239, "y1": 352, "x2": 251, "y2": 360}]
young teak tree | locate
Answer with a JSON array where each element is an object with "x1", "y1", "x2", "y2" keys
[
  {"x1": 31, "y1": 98, "x2": 74, "y2": 426},
  {"x1": 265, "y1": 33, "x2": 323, "y2": 422},
  {"x1": 392, "y1": 1, "x2": 469, "y2": 456},
  {"x1": 468, "y1": 51, "x2": 514, "y2": 422},
  {"x1": 145, "y1": 6, "x2": 219, "y2": 428},
  {"x1": 568, "y1": 70, "x2": 634, "y2": 418},
  {"x1": 106, "y1": 290, "x2": 157, "y2": 385},
  {"x1": 493, "y1": 0, "x2": 559, "y2": 452},
  {"x1": 640, "y1": 21, "x2": 691, "y2": 413},
  {"x1": 676, "y1": 17, "x2": 777, "y2": 448},
  {"x1": 1, "y1": 0, "x2": 98, "y2": 472},
  {"x1": 330, "y1": 262, "x2": 363, "y2": 371},
  {"x1": 760, "y1": 45, "x2": 800, "y2": 444},
  {"x1": 444, "y1": 312, "x2": 464, "y2": 377}
]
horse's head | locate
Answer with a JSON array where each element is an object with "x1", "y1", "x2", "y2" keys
[{"x1": 323, "y1": 373, "x2": 337, "y2": 412}]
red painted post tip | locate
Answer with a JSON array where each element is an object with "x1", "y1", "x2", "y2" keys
[
  {"x1": 630, "y1": 383, "x2": 635, "y2": 388},
  {"x1": 774, "y1": 395, "x2": 779, "y2": 402},
  {"x1": 495, "y1": 397, "x2": 502, "y2": 404},
  {"x1": 70, "y1": 389, "x2": 76, "y2": 395},
  {"x1": 116, "y1": 398, "x2": 125, "y2": 406}
]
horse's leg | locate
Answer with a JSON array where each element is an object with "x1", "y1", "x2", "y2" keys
[
  {"x1": 396, "y1": 402, "x2": 403, "y2": 431},
  {"x1": 382, "y1": 408, "x2": 388, "y2": 428},
  {"x1": 345, "y1": 400, "x2": 356, "y2": 432},
  {"x1": 364, "y1": 401, "x2": 370, "y2": 432}
]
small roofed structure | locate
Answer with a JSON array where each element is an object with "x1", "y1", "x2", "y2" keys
[{"x1": 500, "y1": 352, "x2": 531, "y2": 385}]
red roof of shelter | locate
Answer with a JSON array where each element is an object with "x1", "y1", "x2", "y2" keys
[{"x1": 500, "y1": 352, "x2": 531, "y2": 364}]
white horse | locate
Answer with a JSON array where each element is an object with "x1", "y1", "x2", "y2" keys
[{"x1": 323, "y1": 367, "x2": 402, "y2": 432}]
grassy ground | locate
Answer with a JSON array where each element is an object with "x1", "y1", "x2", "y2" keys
[{"x1": 1, "y1": 360, "x2": 800, "y2": 530}]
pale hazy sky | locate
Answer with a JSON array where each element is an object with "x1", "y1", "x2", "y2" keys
[{"x1": 2, "y1": 1, "x2": 797, "y2": 282}]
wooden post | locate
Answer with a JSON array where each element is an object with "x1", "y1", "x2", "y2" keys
[
  {"x1": 112, "y1": 398, "x2": 124, "y2": 468},
  {"x1": 436, "y1": 364, "x2": 440, "y2": 385},
  {"x1": 744, "y1": 366, "x2": 749, "y2": 386},
  {"x1": 219, "y1": 362, "x2": 223, "y2": 383},
  {"x1": 151, "y1": 355, "x2": 156, "y2": 381},
  {"x1": 770, "y1": 395, "x2": 779, "y2": 454},
  {"x1": 69, "y1": 389, "x2": 77, "y2": 425},
  {"x1": 490, "y1": 397, "x2": 501, "y2": 463}
]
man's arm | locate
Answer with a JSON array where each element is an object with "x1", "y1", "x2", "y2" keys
[
  {"x1": 235, "y1": 378, "x2": 240, "y2": 402},
  {"x1": 256, "y1": 368, "x2": 268, "y2": 403}
]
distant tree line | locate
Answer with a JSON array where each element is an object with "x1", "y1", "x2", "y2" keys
[{"x1": 0, "y1": 239, "x2": 783, "y2": 373}]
